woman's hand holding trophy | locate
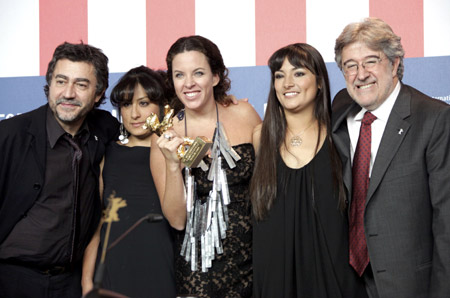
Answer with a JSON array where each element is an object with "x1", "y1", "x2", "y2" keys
[{"x1": 144, "y1": 105, "x2": 211, "y2": 169}]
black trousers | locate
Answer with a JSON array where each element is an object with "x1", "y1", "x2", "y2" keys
[{"x1": 0, "y1": 262, "x2": 82, "y2": 298}]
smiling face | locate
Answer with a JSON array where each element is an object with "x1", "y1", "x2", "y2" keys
[
  {"x1": 47, "y1": 59, "x2": 102, "y2": 134},
  {"x1": 274, "y1": 58, "x2": 318, "y2": 114},
  {"x1": 120, "y1": 83, "x2": 160, "y2": 145},
  {"x1": 341, "y1": 41, "x2": 399, "y2": 111},
  {"x1": 171, "y1": 50, "x2": 219, "y2": 112}
]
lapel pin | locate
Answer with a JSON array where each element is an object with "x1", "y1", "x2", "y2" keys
[
  {"x1": 94, "y1": 135, "x2": 98, "y2": 141},
  {"x1": 398, "y1": 128, "x2": 404, "y2": 135}
]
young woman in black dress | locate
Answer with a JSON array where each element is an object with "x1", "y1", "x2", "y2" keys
[
  {"x1": 151, "y1": 36, "x2": 261, "y2": 297},
  {"x1": 82, "y1": 66, "x2": 176, "y2": 298},
  {"x1": 250, "y1": 43, "x2": 367, "y2": 298}
]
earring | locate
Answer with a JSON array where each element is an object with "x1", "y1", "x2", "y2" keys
[{"x1": 119, "y1": 123, "x2": 129, "y2": 144}]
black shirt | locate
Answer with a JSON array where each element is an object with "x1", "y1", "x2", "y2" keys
[{"x1": 0, "y1": 109, "x2": 97, "y2": 267}]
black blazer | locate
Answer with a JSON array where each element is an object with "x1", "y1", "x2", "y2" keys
[{"x1": 0, "y1": 104, "x2": 119, "y2": 247}]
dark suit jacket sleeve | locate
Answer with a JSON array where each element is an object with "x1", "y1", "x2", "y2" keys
[
  {"x1": 0, "y1": 106, "x2": 48, "y2": 243},
  {"x1": 427, "y1": 104, "x2": 450, "y2": 298}
]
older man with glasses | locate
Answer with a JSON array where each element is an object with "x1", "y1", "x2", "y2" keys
[{"x1": 331, "y1": 17, "x2": 450, "y2": 298}]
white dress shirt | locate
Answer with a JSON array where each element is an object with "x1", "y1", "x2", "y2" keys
[{"x1": 347, "y1": 81, "x2": 401, "y2": 176}]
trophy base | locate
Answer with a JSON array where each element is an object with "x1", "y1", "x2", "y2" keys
[{"x1": 181, "y1": 136, "x2": 212, "y2": 168}]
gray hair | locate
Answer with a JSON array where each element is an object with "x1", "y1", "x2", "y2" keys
[{"x1": 334, "y1": 17, "x2": 405, "y2": 80}]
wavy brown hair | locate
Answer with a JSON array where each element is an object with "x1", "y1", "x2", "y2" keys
[
  {"x1": 250, "y1": 43, "x2": 345, "y2": 221},
  {"x1": 166, "y1": 35, "x2": 232, "y2": 111}
]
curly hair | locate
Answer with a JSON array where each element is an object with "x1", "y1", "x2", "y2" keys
[{"x1": 166, "y1": 35, "x2": 231, "y2": 110}]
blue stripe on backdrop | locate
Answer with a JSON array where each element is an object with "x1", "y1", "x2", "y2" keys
[
  {"x1": 1, "y1": 56, "x2": 449, "y2": 121},
  {"x1": 0, "y1": 76, "x2": 48, "y2": 120}
]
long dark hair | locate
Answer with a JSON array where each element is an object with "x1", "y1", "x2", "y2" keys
[
  {"x1": 166, "y1": 35, "x2": 232, "y2": 111},
  {"x1": 250, "y1": 43, "x2": 345, "y2": 221}
]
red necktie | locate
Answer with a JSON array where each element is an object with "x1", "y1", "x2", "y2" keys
[{"x1": 349, "y1": 111, "x2": 377, "y2": 276}]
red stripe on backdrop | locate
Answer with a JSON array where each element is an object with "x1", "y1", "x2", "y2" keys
[
  {"x1": 146, "y1": 0, "x2": 195, "y2": 70},
  {"x1": 39, "y1": 0, "x2": 88, "y2": 76},
  {"x1": 255, "y1": 0, "x2": 306, "y2": 66},
  {"x1": 370, "y1": 0, "x2": 424, "y2": 58}
]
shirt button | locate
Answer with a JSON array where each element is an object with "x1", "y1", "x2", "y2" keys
[{"x1": 33, "y1": 183, "x2": 41, "y2": 190}]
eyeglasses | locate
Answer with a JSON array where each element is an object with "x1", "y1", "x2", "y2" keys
[{"x1": 342, "y1": 56, "x2": 383, "y2": 76}]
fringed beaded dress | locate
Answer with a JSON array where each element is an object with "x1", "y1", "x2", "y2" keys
[{"x1": 175, "y1": 143, "x2": 254, "y2": 298}]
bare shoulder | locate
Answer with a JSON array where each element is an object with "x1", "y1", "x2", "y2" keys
[
  {"x1": 225, "y1": 101, "x2": 261, "y2": 126},
  {"x1": 253, "y1": 122, "x2": 262, "y2": 136},
  {"x1": 219, "y1": 101, "x2": 261, "y2": 145},
  {"x1": 229, "y1": 100, "x2": 255, "y2": 113}
]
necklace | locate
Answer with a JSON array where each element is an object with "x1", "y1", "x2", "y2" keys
[
  {"x1": 287, "y1": 120, "x2": 315, "y2": 147},
  {"x1": 181, "y1": 102, "x2": 240, "y2": 272},
  {"x1": 183, "y1": 102, "x2": 219, "y2": 138}
]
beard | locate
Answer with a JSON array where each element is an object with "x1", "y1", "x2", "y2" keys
[{"x1": 50, "y1": 98, "x2": 93, "y2": 125}]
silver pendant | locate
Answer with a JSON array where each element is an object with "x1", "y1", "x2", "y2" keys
[{"x1": 290, "y1": 135, "x2": 303, "y2": 146}]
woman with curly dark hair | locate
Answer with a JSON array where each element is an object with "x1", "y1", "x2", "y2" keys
[{"x1": 151, "y1": 35, "x2": 261, "y2": 297}]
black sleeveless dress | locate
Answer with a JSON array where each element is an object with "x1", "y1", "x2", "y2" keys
[
  {"x1": 175, "y1": 143, "x2": 254, "y2": 298},
  {"x1": 99, "y1": 143, "x2": 176, "y2": 298},
  {"x1": 253, "y1": 141, "x2": 367, "y2": 298}
]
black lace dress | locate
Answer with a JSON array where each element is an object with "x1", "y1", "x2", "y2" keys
[
  {"x1": 175, "y1": 144, "x2": 254, "y2": 298},
  {"x1": 253, "y1": 141, "x2": 367, "y2": 298},
  {"x1": 99, "y1": 143, "x2": 176, "y2": 298}
]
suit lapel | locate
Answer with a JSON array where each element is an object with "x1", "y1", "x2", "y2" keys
[
  {"x1": 335, "y1": 124, "x2": 352, "y2": 194},
  {"x1": 366, "y1": 85, "x2": 411, "y2": 203},
  {"x1": 333, "y1": 100, "x2": 361, "y2": 200}
]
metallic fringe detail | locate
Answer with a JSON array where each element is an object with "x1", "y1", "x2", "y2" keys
[{"x1": 180, "y1": 122, "x2": 239, "y2": 272}]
